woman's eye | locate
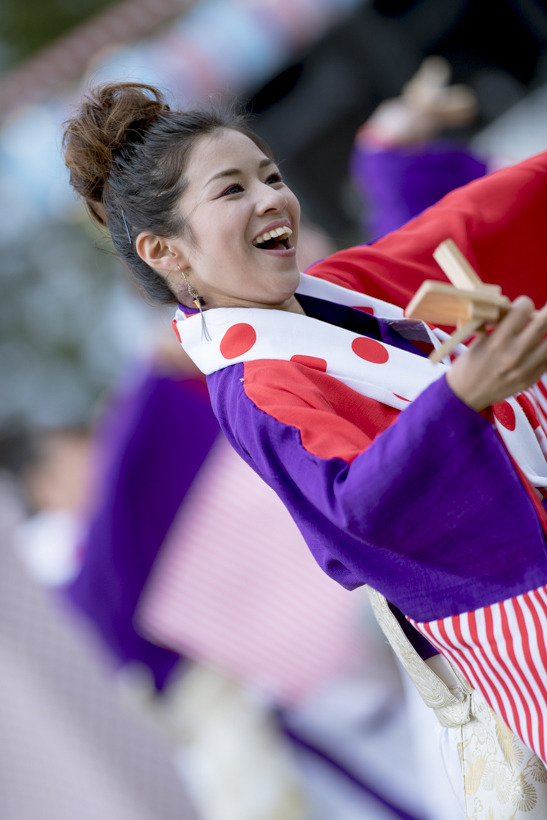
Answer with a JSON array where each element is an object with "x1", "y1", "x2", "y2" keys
[
  {"x1": 219, "y1": 183, "x2": 244, "y2": 197},
  {"x1": 266, "y1": 172, "x2": 283, "y2": 185}
]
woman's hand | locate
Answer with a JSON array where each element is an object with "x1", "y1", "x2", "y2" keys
[{"x1": 446, "y1": 296, "x2": 547, "y2": 412}]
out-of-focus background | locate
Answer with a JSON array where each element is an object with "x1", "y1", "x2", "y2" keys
[
  {"x1": 2, "y1": 0, "x2": 547, "y2": 429},
  {"x1": 1, "y1": 1, "x2": 547, "y2": 819}
]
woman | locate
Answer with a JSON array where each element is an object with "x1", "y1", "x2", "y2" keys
[{"x1": 64, "y1": 82, "x2": 547, "y2": 812}]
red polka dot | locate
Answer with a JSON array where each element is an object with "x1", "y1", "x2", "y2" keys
[
  {"x1": 290, "y1": 355, "x2": 327, "y2": 372},
  {"x1": 172, "y1": 319, "x2": 181, "y2": 343},
  {"x1": 493, "y1": 401, "x2": 516, "y2": 431},
  {"x1": 352, "y1": 336, "x2": 389, "y2": 364},
  {"x1": 220, "y1": 323, "x2": 257, "y2": 359},
  {"x1": 353, "y1": 305, "x2": 374, "y2": 315}
]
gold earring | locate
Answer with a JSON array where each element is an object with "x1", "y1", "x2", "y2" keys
[{"x1": 179, "y1": 268, "x2": 211, "y2": 342}]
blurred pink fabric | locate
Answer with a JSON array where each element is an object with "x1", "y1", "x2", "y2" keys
[{"x1": 138, "y1": 436, "x2": 365, "y2": 705}]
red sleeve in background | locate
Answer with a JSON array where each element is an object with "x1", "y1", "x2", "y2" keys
[{"x1": 308, "y1": 151, "x2": 547, "y2": 311}]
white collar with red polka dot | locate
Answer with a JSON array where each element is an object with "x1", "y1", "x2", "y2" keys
[{"x1": 173, "y1": 272, "x2": 547, "y2": 488}]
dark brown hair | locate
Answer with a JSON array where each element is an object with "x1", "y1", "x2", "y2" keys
[{"x1": 62, "y1": 82, "x2": 273, "y2": 304}]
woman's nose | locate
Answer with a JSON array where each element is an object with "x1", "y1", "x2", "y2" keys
[{"x1": 256, "y1": 185, "x2": 288, "y2": 214}]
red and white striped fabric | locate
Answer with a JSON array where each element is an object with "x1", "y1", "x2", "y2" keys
[
  {"x1": 410, "y1": 585, "x2": 547, "y2": 765},
  {"x1": 137, "y1": 435, "x2": 365, "y2": 706},
  {"x1": 524, "y1": 378, "x2": 547, "y2": 454}
]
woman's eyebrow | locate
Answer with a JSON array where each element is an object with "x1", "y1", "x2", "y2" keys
[{"x1": 205, "y1": 158, "x2": 274, "y2": 187}]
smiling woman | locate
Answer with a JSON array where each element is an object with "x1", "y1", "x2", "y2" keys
[
  {"x1": 62, "y1": 82, "x2": 283, "y2": 308},
  {"x1": 135, "y1": 128, "x2": 303, "y2": 313},
  {"x1": 63, "y1": 81, "x2": 547, "y2": 814}
]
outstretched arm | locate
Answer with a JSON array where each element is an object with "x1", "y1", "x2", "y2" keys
[{"x1": 209, "y1": 355, "x2": 547, "y2": 625}]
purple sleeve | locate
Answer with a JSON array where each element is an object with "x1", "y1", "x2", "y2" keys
[
  {"x1": 66, "y1": 367, "x2": 220, "y2": 690},
  {"x1": 351, "y1": 140, "x2": 487, "y2": 240},
  {"x1": 209, "y1": 367, "x2": 547, "y2": 623}
]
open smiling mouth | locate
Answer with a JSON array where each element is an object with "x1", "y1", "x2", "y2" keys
[{"x1": 252, "y1": 226, "x2": 293, "y2": 251}]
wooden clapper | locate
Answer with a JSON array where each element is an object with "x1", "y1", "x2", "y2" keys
[{"x1": 405, "y1": 239, "x2": 511, "y2": 364}]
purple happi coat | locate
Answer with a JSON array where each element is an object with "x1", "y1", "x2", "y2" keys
[{"x1": 174, "y1": 152, "x2": 547, "y2": 762}]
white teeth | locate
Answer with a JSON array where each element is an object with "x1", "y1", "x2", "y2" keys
[{"x1": 252, "y1": 226, "x2": 293, "y2": 246}]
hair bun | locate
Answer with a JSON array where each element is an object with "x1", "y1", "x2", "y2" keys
[{"x1": 63, "y1": 82, "x2": 168, "y2": 224}]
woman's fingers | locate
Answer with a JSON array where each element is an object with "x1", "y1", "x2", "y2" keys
[
  {"x1": 446, "y1": 297, "x2": 547, "y2": 411},
  {"x1": 491, "y1": 295, "x2": 536, "y2": 345},
  {"x1": 479, "y1": 297, "x2": 547, "y2": 376},
  {"x1": 445, "y1": 297, "x2": 547, "y2": 412},
  {"x1": 512, "y1": 300, "x2": 547, "y2": 355},
  {"x1": 511, "y1": 336, "x2": 547, "y2": 388}
]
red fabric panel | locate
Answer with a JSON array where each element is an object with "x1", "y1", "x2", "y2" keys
[
  {"x1": 290, "y1": 355, "x2": 327, "y2": 371},
  {"x1": 409, "y1": 339, "x2": 435, "y2": 356},
  {"x1": 243, "y1": 359, "x2": 399, "y2": 463},
  {"x1": 308, "y1": 152, "x2": 547, "y2": 311}
]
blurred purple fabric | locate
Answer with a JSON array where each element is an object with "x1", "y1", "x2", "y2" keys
[
  {"x1": 351, "y1": 140, "x2": 487, "y2": 240},
  {"x1": 66, "y1": 364, "x2": 220, "y2": 689}
]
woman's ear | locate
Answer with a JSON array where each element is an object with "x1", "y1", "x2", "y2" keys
[{"x1": 135, "y1": 232, "x2": 189, "y2": 274}]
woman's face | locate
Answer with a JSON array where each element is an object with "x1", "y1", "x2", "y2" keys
[{"x1": 174, "y1": 128, "x2": 301, "y2": 310}]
